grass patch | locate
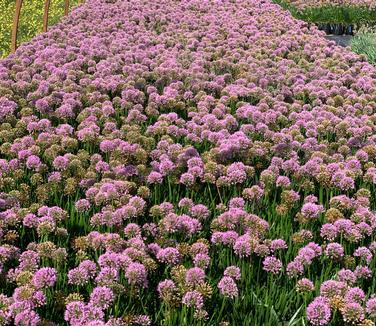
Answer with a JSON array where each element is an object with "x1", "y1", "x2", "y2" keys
[{"x1": 351, "y1": 32, "x2": 376, "y2": 64}]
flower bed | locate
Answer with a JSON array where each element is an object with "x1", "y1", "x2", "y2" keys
[{"x1": 0, "y1": 0, "x2": 375, "y2": 325}]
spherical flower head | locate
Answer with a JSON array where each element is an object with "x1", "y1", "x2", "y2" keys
[
  {"x1": 178, "y1": 198, "x2": 194, "y2": 209},
  {"x1": 255, "y1": 244, "x2": 270, "y2": 257},
  {"x1": 23, "y1": 213, "x2": 38, "y2": 228},
  {"x1": 53, "y1": 156, "x2": 69, "y2": 170},
  {"x1": 355, "y1": 266, "x2": 372, "y2": 280},
  {"x1": 147, "y1": 171, "x2": 163, "y2": 184},
  {"x1": 215, "y1": 275, "x2": 239, "y2": 299},
  {"x1": 14, "y1": 309, "x2": 40, "y2": 326},
  {"x1": 193, "y1": 253, "x2": 210, "y2": 269},
  {"x1": 123, "y1": 223, "x2": 142, "y2": 239},
  {"x1": 324, "y1": 242, "x2": 344, "y2": 260},
  {"x1": 296, "y1": 278, "x2": 314, "y2": 293},
  {"x1": 189, "y1": 204, "x2": 209, "y2": 220},
  {"x1": 0, "y1": 97, "x2": 17, "y2": 120},
  {"x1": 48, "y1": 172, "x2": 62, "y2": 183},
  {"x1": 224, "y1": 266, "x2": 241, "y2": 281},
  {"x1": 131, "y1": 315, "x2": 152, "y2": 326},
  {"x1": 75, "y1": 199, "x2": 91, "y2": 212},
  {"x1": 125, "y1": 262, "x2": 147, "y2": 287},
  {"x1": 304, "y1": 195, "x2": 318, "y2": 204},
  {"x1": 286, "y1": 260, "x2": 304, "y2": 278},
  {"x1": 13, "y1": 285, "x2": 35, "y2": 303},
  {"x1": 353, "y1": 247, "x2": 373, "y2": 265},
  {"x1": 276, "y1": 176, "x2": 291, "y2": 188},
  {"x1": 32, "y1": 267, "x2": 57, "y2": 289},
  {"x1": 366, "y1": 298, "x2": 376, "y2": 318},
  {"x1": 228, "y1": 197, "x2": 245, "y2": 209},
  {"x1": 64, "y1": 301, "x2": 85, "y2": 323},
  {"x1": 182, "y1": 290, "x2": 204, "y2": 310},
  {"x1": 68, "y1": 267, "x2": 89, "y2": 286},
  {"x1": 157, "y1": 279, "x2": 176, "y2": 300},
  {"x1": 262, "y1": 256, "x2": 282, "y2": 275},
  {"x1": 320, "y1": 280, "x2": 347, "y2": 298},
  {"x1": 180, "y1": 172, "x2": 195, "y2": 186},
  {"x1": 342, "y1": 301, "x2": 365, "y2": 324},
  {"x1": 270, "y1": 239, "x2": 288, "y2": 252},
  {"x1": 94, "y1": 267, "x2": 119, "y2": 286},
  {"x1": 320, "y1": 224, "x2": 338, "y2": 241},
  {"x1": 226, "y1": 162, "x2": 247, "y2": 184},
  {"x1": 339, "y1": 176, "x2": 355, "y2": 191},
  {"x1": 26, "y1": 155, "x2": 41, "y2": 170},
  {"x1": 301, "y1": 202, "x2": 324, "y2": 220},
  {"x1": 242, "y1": 185, "x2": 264, "y2": 202},
  {"x1": 233, "y1": 235, "x2": 252, "y2": 258},
  {"x1": 185, "y1": 267, "x2": 205, "y2": 286},
  {"x1": 345, "y1": 287, "x2": 365, "y2": 304},
  {"x1": 90, "y1": 286, "x2": 114, "y2": 310},
  {"x1": 83, "y1": 303, "x2": 105, "y2": 322},
  {"x1": 306, "y1": 296, "x2": 331, "y2": 326},
  {"x1": 156, "y1": 247, "x2": 181, "y2": 265},
  {"x1": 190, "y1": 242, "x2": 209, "y2": 256},
  {"x1": 337, "y1": 269, "x2": 356, "y2": 285}
]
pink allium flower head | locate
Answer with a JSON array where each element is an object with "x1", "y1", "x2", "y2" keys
[
  {"x1": 125, "y1": 262, "x2": 148, "y2": 287},
  {"x1": 324, "y1": 242, "x2": 344, "y2": 260},
  {"x1": 182, "y1": 290, "x2": 204, "y2": 310},
  {"x1": 32, "y1": 267, "x2": 57, "y2": 289},
  {"x1": 90, "y1": 286, "x2": 114, "y2": 310},
  {"x1": 306, "y1": 296, "x2": 331, "y2": 326},
  {"x1": 185, "y1": 267, "x2": 205, "y2": 286},
  {"x1": 157, "y1": 247, "x2": 181, "y2": 265},
  {"x1": 14, "y1": 309, "x2": 40, "y2": 326},
  {"x1": 296, "y1": 278, "x2": 315, "y2": 293},
  {"x1": 157, "y1": 279, "x2": 176, "y2": 299},
  {"x1": 366, "y1": 298, "x2": 376, "y2": 318},
  {"x1": 262, "y1": 256, "x2": 283, "y2": 274},
  {"x1": 193, "y1": 253, "x2": 211, "y2": 270},
  {"x1": 224, "y1": 266, "x2": 241, "y2": 281},
  {"x1": 218, "y1": 276, "x2": 239, "y2": 298}
]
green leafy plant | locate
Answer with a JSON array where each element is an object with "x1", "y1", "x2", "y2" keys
[
  {"x1": 351, "y1": 32, "x2": 376, "y2": 64},
  {"x1": 274, "y1": 0, "x2": 376, "y2": 25}
]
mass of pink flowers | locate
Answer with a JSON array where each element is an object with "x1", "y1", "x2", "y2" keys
[{"x1": 0, "y1": 0, "x2": 375, "y2": 325}]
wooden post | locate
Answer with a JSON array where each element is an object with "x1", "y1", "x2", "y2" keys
[
  {"x1": 43, "y1": 0, "x2": 50, "y2": 33},
  {"x1": 64, "y1": 0, "x2": 70, "y2": 16},
  {"x1": 11, "y1": 0, "x2": 23, "y2": 53}
]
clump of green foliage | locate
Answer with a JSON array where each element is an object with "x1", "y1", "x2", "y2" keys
[
  {"x1": 351, "y1": 30, "x2": 376, "y2": 65},
  {"x1": 274, "y1": 0, "x2": 376, "y2": 25},
  {"x1": 0, "y1": 0, "x2": 80, "y2": 58}
]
